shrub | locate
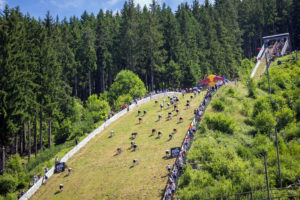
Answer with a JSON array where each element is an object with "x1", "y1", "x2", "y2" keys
[
  {"x1": 236, "y1": 145, "x2": 252, "y2": 159},
  {"x1": 253, "y1": 110, "x2": 276, "y2": 135},
  {"x1": 25, "y1": 143, "x2": 71, "y2": 172},
  {"x1": 225, "y1": 88, "x2": 235, "y2": 96},
  {"x1": 205, "y1": 114, "x2": 236, "y2": 134},
  {"x1": 239, "y1": 58, "x2": 253, "y2": 77},
  {"x1": 4, "y1": 193, "x2": 17, "y2": 200},
  {"x1": 55, "y1": 118, "x2": 73, "y2": 144},
  {"x1": 179, "y1": 165, "x2": 192, "y2": 187},
  {"x1": 244, "y1": 118, "x2": 254, "y2": 126},
  {"x1": 281, "y1": 123, "x2": 300, "y2": 141},
  {"x1": 86, "y1": 94, "x2": 111, "y2": 123},
  {"x1": 109, "y1": 70, "x2": 146, "y2": 105},
  {"x1": 212, "y1": 100, "x2": 225, "y2": 111},
  {"x1": 251, "y1": 134, "x2": 272, "y2": 156},
  {"x1": 275, "y1": 107, "x2": 294, "y2": 131},
  {"x1": 247, "y1": 78, "x2": 256, "y2": 98},
  {"x1": 252, "y1": 98, "x2": 272, "y2": 118},
  {"x1": 267, "y1": 95, "x2": 286, "y2": 112},
  {"x1": 295, "y1": 99, "x2": 300, "y2": 121},
  {"x1": 68, "y1": 98, "x2": 84, "y2": 123},
  {"x1": 6, "y1": 154, "x2": 26, "y2": 189},
  {"x1": 241, "y1": 100, "x2": 250, "y2": 116},
  {"x1": 0, "y1": 174, "x2": 17, "y2": 195},
  {"x1": 81, "y1": 112, "x2": 94, "y2": 134},
  {"x1": 114, "y1": 94, "x2": 133, "y2": 111}
]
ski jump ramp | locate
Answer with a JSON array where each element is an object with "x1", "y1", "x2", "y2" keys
[{"x1": 251, "y1": 33, "x2": 291, "y2": 78}]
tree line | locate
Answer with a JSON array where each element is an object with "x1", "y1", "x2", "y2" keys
[{"x1": 0, "y1": 0, "x2": 299, "y2": 173}]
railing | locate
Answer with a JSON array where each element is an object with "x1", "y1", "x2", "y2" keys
[
  {"x1": 281, "y1": 39, "x2": 289, "y2": 56},
  {"x1": 20, "y1": 91, "x2": 180, "y2": 200},
  {"x1": 257, "y1": 45, "x2": 265, "y2": 60},
  {"x1": 251, "y1": 45, "x2": 266, "y2": 78}
]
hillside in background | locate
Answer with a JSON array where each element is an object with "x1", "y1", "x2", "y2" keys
[{"x1": 176, "y1": 57, "x2": 300, "y2": 199}]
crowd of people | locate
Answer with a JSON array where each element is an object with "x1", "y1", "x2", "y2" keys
[
  {"x1": 163, "y1": 82, "x2": 224, "y2": 200},
  {"x1": 18, "y1": 83, "x2": 224, "y2": 200}
]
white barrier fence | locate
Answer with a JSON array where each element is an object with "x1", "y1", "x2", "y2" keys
[
  {"x1": 20, "y1": 92, "x2": 180, "y2": 200},
  {"x1": 281, "y1": 39, "x2": 289, "y2": 56},
  {"x1": 251, "y1": 45, "x2": 266, "y2": 78}
]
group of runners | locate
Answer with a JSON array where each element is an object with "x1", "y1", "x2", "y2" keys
[{"x1": 19, "y1": 86, "x2": 220, "y2": 199}]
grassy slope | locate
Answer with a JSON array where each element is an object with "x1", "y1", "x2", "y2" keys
[
  {"x1": 31, "y1": 92, "x2": 204, "y2": 200},
  {"x1": 176, "y1": 80, "x2": 300, "y2": 199},
  {"x1": 254, "y1": 59, "x2": 266, "y2": 79},
  {"x1": 253, "y1": 52, "x2": 298, "y2": 80}
]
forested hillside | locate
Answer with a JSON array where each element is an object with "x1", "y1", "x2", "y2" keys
[{"x1": 0, "y1": 0, "x2": 300, "y2": 198}]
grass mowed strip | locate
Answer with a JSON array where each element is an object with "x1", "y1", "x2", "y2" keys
[{"x1": 31, "y1": 92, "x2": 204, "y2": 200}]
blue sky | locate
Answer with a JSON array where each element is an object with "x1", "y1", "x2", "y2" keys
[{"x1": 1, "y1": 0, "x2": 208, "y2": 20}]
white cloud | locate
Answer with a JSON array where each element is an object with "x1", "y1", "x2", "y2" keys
[
  {"x1": 49, "y1": 0, "x2": 85, "y2": 9},
  {"x1": 0, "y1": 0, "x2": 6, "y2": 10},
  {"x1": 112, "y1": 9, "x2": 120, "y2": 16},
  {"x1": 135, "y1": 0, "x2": 152, "y2": 7},
  {"x1": 107, "y1": 0, "x2": 122, "y2": 6}
]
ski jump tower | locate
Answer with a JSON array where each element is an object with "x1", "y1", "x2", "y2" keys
[{"x1": 250, "y1": 33, "x2": 291, "y2": 78}]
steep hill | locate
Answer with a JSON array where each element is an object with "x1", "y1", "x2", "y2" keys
[
  {"x1": 31, "y1": 93, "x2": 204, "y2": 200},
  {"x1": 176, "y1": 58, "x2": 300, "y2": 199}
]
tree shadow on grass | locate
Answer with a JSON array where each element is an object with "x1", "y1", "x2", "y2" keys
[
  {"x1": 155, "y1": 136, "x2": 161, "y2": 140},
  {"x1": 149, "y1": 134, "x2": 154, "y2": 137},
  {"x1": 176, "y1": 121, "x2": 183, "y2": 124},
  {"x1": 54, "y1": 191, "x2": 61, "y2": 195}
]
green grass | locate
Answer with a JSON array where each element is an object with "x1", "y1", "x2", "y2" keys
[
  {"x1": 254, "y1": 53, "x2": 298, "y2": 80},
  {"x1": 270, "y1": 52, "x2": 298, "y2": 68},
  {"x1": 176, "y1": 82, "x2": 300, "y2": 200},
  {"x1": 31, "y1": 93, "x2": 204, "y2": 200},
  {"x1": 254, "y1": 58, "x2": 266, "y2": 79}
]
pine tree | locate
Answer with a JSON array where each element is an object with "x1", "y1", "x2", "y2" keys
[
  {"x1": 119, "y1": 0, "x2": 139, "y2": 71},
  {"x1": 292, "y1": 0, "x2": 300, "y2": 47},
  {"x1": 78, "y1": 26, "x2": 97, "y2": 98},
  {"x1": 0, "y1": 7, "x2": 29, "y2": 148},
  {"x1": 96, "y1": 10, "x2": 113, "y2": 93}
]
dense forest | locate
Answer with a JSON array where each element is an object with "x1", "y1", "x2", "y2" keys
[{"x1": 0, "y1": 0, "x2": 300, "y2": 196}]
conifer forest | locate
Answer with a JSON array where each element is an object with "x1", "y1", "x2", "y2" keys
[{"x1": 0, "y1": 0, "x2": 300, "y2": 198}]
